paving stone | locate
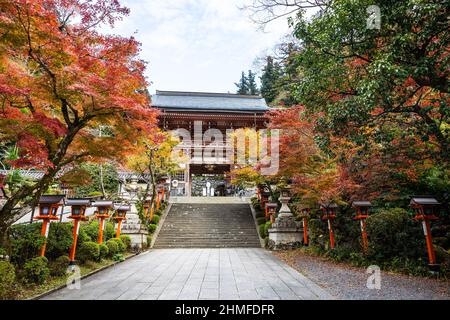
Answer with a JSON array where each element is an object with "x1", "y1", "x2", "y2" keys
[{"x1": 40, "y1": 248, "x2": 332, "y2": 300}]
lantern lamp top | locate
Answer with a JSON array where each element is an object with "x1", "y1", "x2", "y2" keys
[
  {"x1": 261, "y1": 191, "x2": 271, "y2": 197},
  {"x1": 66, "y1": 198, "x2": 91, "y2": 207},
  {"x1": 410, "y1": 196, "x2": 440, "y2": 207},
  {"x1": 114, "y1": 204, "x2": 131, "y2": 212},
  {"x1": 352, "y1": 201, "x2": 372, "y2": 208},
  {"x1": 320, "y1": 202, "x2": 338, "y2": 210},
  {"x1": 39, "y1": 194, "x2": 65, "y2": 205},
  {"x1": 266, "y1": 203, "x2": 278, "y2": 209},
  {"x1": 92, "y1": 200, "x2": 114, "y2": 208}
]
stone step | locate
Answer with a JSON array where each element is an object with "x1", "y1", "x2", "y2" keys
[{"x1": 153, "y1": 203, "x2": 260, "y2": 249}]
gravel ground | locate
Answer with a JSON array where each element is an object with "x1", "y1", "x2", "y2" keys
[{"x1": 272, "y1": 250, "x2": 450, "y2": 300}]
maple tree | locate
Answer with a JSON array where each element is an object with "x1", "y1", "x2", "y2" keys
[{"x1": 0, "y1": 0, "x2": 158, "y2": 242}]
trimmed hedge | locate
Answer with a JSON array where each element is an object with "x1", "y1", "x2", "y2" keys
[
  {"x1": 9, "y1": 223, "x2": 45, "y2": 267},
  {"x1": 108, "y1": 238, "x2": 125, "y2": 253},
  {"x1": 49, "y1": 255, "x2": 70, "y2": 276},
  {"x1": 99, "y1": 243, "x2": 109, "y2": 260},
  {"x1": 0, "y1": 260, "x2": 16, "y2": 299},
  {"x1": 148, "y1": 224, "x2": 157, "y2": 234},
  {"x1": 151, "y1": 215, "x2": 160, "y2": 224},
  {"x1": 23, "y1": 256, "x2": 50, "y2": 284},
  {"x1": 120, "y1": 235, "x2": 131, "y2": 250},
  {"x1": 77, "y1": 242, "x2": 100, "y2": 263},
  {"x1": 106, "y1": 239, "x2": 119, "y2": 257},
  {"x1": 46, "y1": 223, "x2": 73, "y2": 260}
]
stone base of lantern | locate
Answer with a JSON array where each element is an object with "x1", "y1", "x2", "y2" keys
[
  {"x1": 268, "y1": 216, "x2": 303, "y2": 251},
  {"x1": 121, "y1": 204, "x2": 148, "y2": 250}
]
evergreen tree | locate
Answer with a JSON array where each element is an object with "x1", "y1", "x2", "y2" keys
[
  {"x1": 247, "y1": 70, "x2": 259, "y2": 95},
  {"x1": 235, "y1": 71, "x2": 248, "y2": 95},
  {"x1": 260, "y1": 56, "x2": 281, "y2": 104}
]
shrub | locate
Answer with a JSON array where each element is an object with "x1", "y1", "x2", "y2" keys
[
  {"x1": 112, "y1": 254, "x2": 125, "y2": 262},
  {"x1": 256, "y1": 217, "x2": 266, "y2": 225},
  {"x1": 263, "y1": 221, "x2": 272, "y2": 238},
  {"x1": 366, "y1": 208, "x2": 426, "y2": 262},
  {"x1": 151, "y1": 215, "x2": 160, "y2": 224},
  {"x1": 146, "y1": 235, "x2": 152, "y2": 248},
  {"x1": 148, "y1": 224, "x2": 157, "y2": 234},
  {"x1": 259, "y1": 224, "x2": 267, "y2": 238},
  {"x1": 255, "y1": 211, "x2": 265, "y2": 219},
  {"x1": 106, "y1": 239, "x2": 119, "y2": 257},
  {"x1": 81, "y1": 221, "x2": 99, "y2": 242},
  {"x1": 0, "y1": 261, "x2": 16, "y2": 299},
  {"x1": 77, "y1": 242, "x2": 100, "y2": 263},
  {"x1": 23, "y1": 256, "x2": 50, "y2": 285},
  {"x1": 9, "y1": 223, "x2": 45, "y2": 267},
  {"x1": 120, "y1": 235, "x2": 131, "y2": 250},
  {"x1": 99, "y1": 244, "x2": 109, "y2": 260},
  {"x1": 46, "y1": 223, "x2": 73, "y2": 260},
  {"x1": 49, "y1": 255, "x2": 70, "y2": 276},
  {"x1": 76, "y1": 227, "x2": 92, "y2": 246},
  {"x1": 108, "y1": 238, "x2": 125, "y2": 253},
  {"x1": 104, "y1": 222, "x2": 115, "y2": 241}
]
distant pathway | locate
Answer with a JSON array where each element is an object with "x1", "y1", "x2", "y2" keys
[
  {"x1": 41, "y1": 248, "x2": 332, "y2": 300},
  {"x1": 274, "y1": 251, "x2": 450, "y2": 300}
]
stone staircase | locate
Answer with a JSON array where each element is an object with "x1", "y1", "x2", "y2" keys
[{"x1": 153, "y1": 203, "x2": 261, "y2": 248}]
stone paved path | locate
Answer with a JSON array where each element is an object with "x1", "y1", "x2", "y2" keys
[{"x1": 41, "y1": 248, "x2": 333, "y2": 300}]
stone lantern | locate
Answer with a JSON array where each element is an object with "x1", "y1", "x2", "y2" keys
[
  {"x1": 410, "y1": 196, "x2": 440, "y2": 268},
  {"x1": 268, "y1": 187, "x2": 302, "y2": 250},
  {"x1": 35, "y1": 195, "x2": 65, "y2": 257},
  {"x1": 352, "y1": 201, "x2": 372, "y2": 255}
]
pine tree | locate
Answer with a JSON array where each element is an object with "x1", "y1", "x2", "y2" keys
[
  {"x1": 235, "y1": 71, "x2": 248, "y2": 95},
  {"x1": 247, "y1": 70, "x2": 259, "y2": 95},
  {"x1": 260, "y1": 56, "x2": 281, "y2": 104}
]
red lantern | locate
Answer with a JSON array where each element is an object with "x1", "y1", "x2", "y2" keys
[
  {"x1": 320, "y1": 202, "x2": 338, "y2": 249},
  {"x1": 352, "y1": 201, "x2": 372, "y2": 255},
  {"x1": 92, "y1": 200, "x2": 113, "y2": 244},
  {"x1": 265, "y1": 203, "x2": 278, "y2": 223},
  {"x1": 113, "y1": 204, "x2": 130, "y2": 238},
  {"x1": 300, "y1": 208, "x2": 311, "y2": 246},
  {"x1": 35, "y1": 195, "x2": 65, "y2": 256},
  {"x1": 410, "y1": 196, "x2": 440, "y2": 268},
  {"x1": 66, "y1": 199, "x2": 91, "y2": 264}
]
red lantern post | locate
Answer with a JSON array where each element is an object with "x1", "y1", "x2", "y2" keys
[
  {"x1": 260, "y1": 191, "x2": 270, "y2": 212},
  {"x1": 352, "y1": 201, "x2": 372, "y2": 255},
  {"x1": 35, "y1": 195, "x2": 65, "y2": 257},
  {"x1": 410, "y1": 196, "x2": 440, "y2": 268},
  {"x1": 92, "y1": 200, "x2": 113, "y2": 244},
  {"x1": 113, "y1": 204, "x2": 130, "y2": 238},
  {"x1": 300, "y1": 208, "x2": 311, "y2": 246},
  {"x1": 266, "y1": 203, "x2": 278, "y2": 223},
  {"x1": 320, "y1": 203, "x2": 338, "y2": 249},
  {"x1": 66, "y1": 199, "x2": 91, "y2": 264}
]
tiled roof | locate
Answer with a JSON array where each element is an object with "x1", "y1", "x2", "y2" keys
[{"x1": 152, "y1": 91, "x2": 269, "y2": 112}]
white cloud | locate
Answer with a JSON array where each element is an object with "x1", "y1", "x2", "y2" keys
[{"x1": 101, "y1": 0, "x2": 292, "y2": 93}]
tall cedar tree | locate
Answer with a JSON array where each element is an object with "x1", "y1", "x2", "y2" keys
[{"x1": 260, "y1": 56, "x2": 281, "y2": 104}]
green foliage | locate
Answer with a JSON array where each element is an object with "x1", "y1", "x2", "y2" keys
[
  {"x1": 46, "y1": 223, "x2": 73, "y2": 260},
  {"x1": 77, "y1": 242, "x2": 100, "y2": 263},
  {"x1": 119, "y1": 235, "x2": 131, "y2": 251},
  {"x1": 366, "y1": 208, "x2": 426, "y2": 262},
  {"x1": 151, "y1": 215, "x2": 160, "y2": 225},
  {"x1": 73, "y1": 163, "x2": 119, "y2": 197},
  {"x1": 0, "y1": 260, "x2": 15, "y2": 299},
  {"x1": 108, "y1": 238, "x2": 125, "y2": 253},
  {"x1": 112, "y1": 254, "x2": 125, "y2": 262},
  {"x1": 260, "y1": 56, "x2": 282, "y2": 104},
  {"x1": 23, "y1": 256, "x2": 49, "y2": 285},
  {"x1": 80, "y1": 221, "x2": 99, "y2": 242},
  {"x1": 259, "y1": 224, "x2": 266, "y2": 238},
  {"x1": 146, "y1": 235, "x2": 152, "y2": 248},
  {"x1": 49, "y1": 255, "x2": 70, "y2": 276},
  {"x1": 99, "y1": 243, "x2": 109, "y2": 260},
  {"x1": 256, "y1": 217, "x2": 266, "y2": 225},
  {"x1": 148, "y1": 224, "x2": 157, "y2": 234},
  {"x1": 105, "y1": 239, "x2": 118, "y2": 257},
  {"x1": 9, "y1": 223, "x2": 45, "y2": 267},
  {"x1": 104, "y1": 222, "x2": 115, "y2": 241}
]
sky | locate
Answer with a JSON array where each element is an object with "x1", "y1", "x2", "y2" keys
[{"x1": 100, "y1": 0, "x2": 293, "y2": 94}]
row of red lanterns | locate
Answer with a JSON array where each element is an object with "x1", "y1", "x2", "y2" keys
[
  {"x1": 257, "y1": 189, "x2": 441, "y2": 268},
  {"x1": 34, "y1": 195, "x2": 131, "y2": 265}
]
